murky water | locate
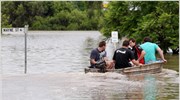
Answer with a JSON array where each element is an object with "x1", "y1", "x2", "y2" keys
[
  {"x1": 1, "y1": 31, "x2": 179, "y2": 100},
  {"x1": 1, "y1": 31, "x2": 104, "y2": 74}
]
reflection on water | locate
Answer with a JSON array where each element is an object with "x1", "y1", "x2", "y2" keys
[
  {"x1": 144, "y1": 75, "x2": 157, "y2": 100},
  {"x1": 1, "y1": 31, "x2": 179, "y2": 100}
]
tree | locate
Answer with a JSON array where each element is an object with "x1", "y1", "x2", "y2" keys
[
  {"x1": 1, "y1": 1, "x2": 104, "y2": 30},
  {"x1": 1, "y1": 14, "x2": 12, "y2": 28},
  {"x1": 101, "y1": 1, "x2": 179, "y2": 51}
]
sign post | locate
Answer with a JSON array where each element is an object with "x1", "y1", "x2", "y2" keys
[
  {"x1": 2, "y1": 26, "x2": 28, "y2": 74},
  {"x1": 111, "y1": 31, "x2": 118, "y2": 50},
  {"x1": 2, "y1": 28, "x2": 24, "y2": 34},
  {"x1": 24, "y1": 25, "x2": 28, "y2": 74}
]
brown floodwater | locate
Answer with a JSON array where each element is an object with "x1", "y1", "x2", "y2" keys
[{"x1": 1, "y1": 31, "x2": 179, "y2": 100}]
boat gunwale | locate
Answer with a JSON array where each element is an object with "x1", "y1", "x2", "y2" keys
[{"x1": 85, "y1": 62, "x2": 164, "y2": 74}]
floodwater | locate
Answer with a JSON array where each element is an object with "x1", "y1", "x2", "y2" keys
[{"x1": 1, "y1": 31, "x2": 179, "y2": 100}]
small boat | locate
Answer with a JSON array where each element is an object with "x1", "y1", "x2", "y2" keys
[{"x1": 84, "y1": 61, "x2": 164, "y2": 75}]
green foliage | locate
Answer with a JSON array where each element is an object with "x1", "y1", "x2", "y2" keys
[
  {"x1": 1, "y1": 1, "x2": 178, "y2": 51},
  {"x1": 101, "y1": 1, "x2": 179, "y2": 51},
  {"x1": 1, "y1": 14, "x2": 12, "y2": 28},
  {"x1": 1, "y1": 1, "x2": 103, "y2": 30}
]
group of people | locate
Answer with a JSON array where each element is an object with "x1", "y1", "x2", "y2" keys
[{"x1": 90, "y1": 37, "x2": 167, "y2": 69}]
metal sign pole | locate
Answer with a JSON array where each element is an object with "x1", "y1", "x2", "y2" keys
[
  {"x1": 113, "y1": 42, "x2": 117, "y2": 50},
  {"x1": 111, "y1": 31, "x2": 118, "y2": 50},
  {"x1": 24, "y1": 25, "x2": 28, "y2": 74}
]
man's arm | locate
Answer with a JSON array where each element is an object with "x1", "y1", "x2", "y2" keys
[
  {"x1": 131, "y1": 59, "x2": 140, "y2": 66},
  {"x1": 129, "y1": 49, "x2": 140, "y2": 66},
  {"x1": 112, "y1": 60, "x2": 116, "y2": 64},
  {"x1": 137, "y1": 50, "x2": 146, "y2": 61},
  {"x1": 90, "y1": 49, "x2": 98, "y2": 65},
  {"x1": 90, "y1": 59, "x2": 97, "y2": 65},
  {"x1": 136, "y1": 45, "x2": 145, "y2": 61},
  {"x1": 156, "y1": 47, "x2": 167, "y2": 62}
]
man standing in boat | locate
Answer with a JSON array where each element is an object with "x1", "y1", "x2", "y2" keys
[
  {"x1": 129, "y1": 38, "x2": 146, "y2": 64},
  {"x1": 140, "y1": 37, "x2": 167, "y2": 64},
  {"x1": 90, "y1": 41, "x2": 113, "y2": 69},
  {"x1": 112, "y1": 40, "x2": 141, "y2": 69}
]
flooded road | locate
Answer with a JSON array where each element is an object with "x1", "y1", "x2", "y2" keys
[
  {"x1": 1, "y1": 31, "x2": 102, "y2": 74},
  {"x1": 1, "y1": 31, "x2": 179, "y2": 100}
]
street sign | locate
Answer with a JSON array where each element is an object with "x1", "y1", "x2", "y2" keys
[
  {"x1": 2, "y1": 25, "x2": 28, "y2": 74},
  {"x1": 2, "y1": 28, "x2": 24, "y2": 34},
  {"x1": 111, "y1": 31, "x2": 118, "y2": 43}
]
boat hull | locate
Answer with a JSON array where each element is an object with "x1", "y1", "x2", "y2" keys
[{"x1": 84, "y1": 62, "x2": 164, "y2": 75}]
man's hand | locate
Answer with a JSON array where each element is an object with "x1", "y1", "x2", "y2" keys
[
  {"x1": 106, "y1": 61, "x2": 114, "y2": 69},
  {"x1": 139, "y1": 63, "x2": 143, "y2": 66},
  {"x1": 162, "y1": 59, "x2": 167, "y2": 63}
]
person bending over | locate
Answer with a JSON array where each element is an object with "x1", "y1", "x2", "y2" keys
[{"x1": 140, "y1": 37, "x2": 167, "y2": 64}]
